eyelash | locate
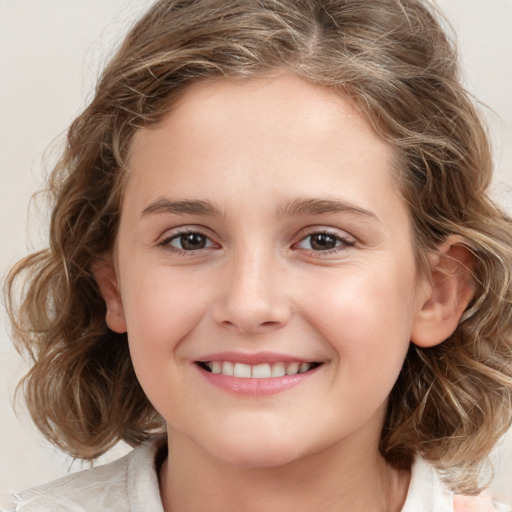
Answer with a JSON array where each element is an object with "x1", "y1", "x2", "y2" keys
[
  {"x1": 157, "y1": 228, "x2": 356, "y2": 255},
  {"x1": 294, "y1": 230, "x2": 356, "y2": 254},
  {"x1": 158, "y1": 228, "x2": 217, "y2": 254}
]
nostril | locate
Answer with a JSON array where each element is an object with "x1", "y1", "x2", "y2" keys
[
  {"x1": 212, "y1": 295, "x2": 292, "y2": 333},
  {"x1": 219, "y1": 319, "x2": 283, "y2": 332}
]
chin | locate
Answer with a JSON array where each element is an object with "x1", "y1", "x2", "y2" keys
[
  {"x1": 219, "y1": 447, "x2": 302, "y2": 469},
  {"x1": 206, "y1": 431, "x2": 310, "y2": 469}
]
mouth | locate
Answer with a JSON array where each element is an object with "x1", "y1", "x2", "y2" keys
[{"x1": 195, "y1": 361, "x2": 323, "y2": 378}]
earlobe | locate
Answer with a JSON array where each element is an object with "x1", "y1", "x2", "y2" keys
[
  {"x1": 91, "y1": 256, "x2": 127, "y2": 334},
  {"x1": 411, "y1": 236, "x2": 476, "y2": 348}
]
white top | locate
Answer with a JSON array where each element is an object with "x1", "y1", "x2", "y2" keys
[{"x1": 0, "y1": 439, "x2": 497, "y2": 512}]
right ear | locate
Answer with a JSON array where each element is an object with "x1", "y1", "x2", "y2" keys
[{"x1": 92, "y1": 256, "x2": 127, "y2": 333}]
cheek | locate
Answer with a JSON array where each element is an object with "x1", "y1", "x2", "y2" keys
[
  {"x1": 119, "y1": 268, "x2": 213, "y2": 419},
  {"x1": 120, "y1": 267, "x2": 211, "y2": 356},
  {"x1": 301, "y1": 265, "x2": 417, "y2": 380}
]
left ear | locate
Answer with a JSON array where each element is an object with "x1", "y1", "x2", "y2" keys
[{"x1": 411, "y1": 236, "x2": 476, "y2": 348}]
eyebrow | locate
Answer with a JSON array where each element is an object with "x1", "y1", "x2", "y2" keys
[
  {"x1": 141, "y1": 198, "x2": 222, "y2": 218},
  {"x1": 140, "y1": 196, "x2": 379, "y2": 222},
  {"x1": 277, "y1": 198, "x2": 380, "y2": 222}
]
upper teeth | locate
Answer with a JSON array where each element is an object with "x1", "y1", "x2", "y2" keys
[{"x1": 203, "y1": 361, "x2": 315, "y2": 378}]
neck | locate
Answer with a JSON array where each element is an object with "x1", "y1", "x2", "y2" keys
[{"x1": 158, "y1": 432, "x2": 410, "y2": 512}]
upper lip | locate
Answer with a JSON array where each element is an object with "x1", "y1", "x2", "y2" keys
[{"x1": 195, "y1": 351, "x2": 322, "y2": 365}]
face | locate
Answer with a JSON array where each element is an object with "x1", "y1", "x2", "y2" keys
[{"x1": 104, "y1": 74, "x2": 432, "y2": 468}]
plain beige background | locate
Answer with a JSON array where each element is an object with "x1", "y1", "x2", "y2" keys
[{"x1": 1, "y1": 0, "x2": 511, "y2": 499}]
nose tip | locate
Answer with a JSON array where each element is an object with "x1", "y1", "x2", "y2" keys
[{"x1": 211, "y1": 262, "x2": 291, "y2": 334}]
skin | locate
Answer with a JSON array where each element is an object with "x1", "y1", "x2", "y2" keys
[{"x1": 95, "y1": 73, "x2": 473, "y2": 511}]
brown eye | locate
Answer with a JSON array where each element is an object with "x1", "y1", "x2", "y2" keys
[
  {"x1": 167, "y1": 232, "x2": 213, "y2": 251},
  {"x1": 308, "y1": 233, "x2": 338, "y2": 250},
  {"x1": 296, "y1": 231, "x2": 355, "y2": 252}
]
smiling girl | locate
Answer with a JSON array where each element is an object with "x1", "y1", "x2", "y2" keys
[{"x1": 4, "y1": 0, "x2": 512, "y2": 511}]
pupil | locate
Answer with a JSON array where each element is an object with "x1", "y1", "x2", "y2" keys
[
  {"x1": 181, "y1": 233, "x2": 206, "y2": 250},
  {"x1": 311, "y1": 234, "x2": 336, "y2": 250}
]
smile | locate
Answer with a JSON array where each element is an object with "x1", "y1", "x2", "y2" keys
[{"x1": 197, "y1": 361, "x2": 322, "y2": 378}]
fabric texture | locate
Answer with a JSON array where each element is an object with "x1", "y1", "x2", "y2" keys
[
  {"x1": 1, "y1": 438, "x2": 499, "y2": 511},
  {"x1": 2, "y1": 440, "x2": 164, "y2": 512}
]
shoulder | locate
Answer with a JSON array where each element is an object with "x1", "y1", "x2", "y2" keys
[
  {"x1": 1, "y1": 438, "x2": 165, "y2": 512},
  {"x1": 402, "y1": 458, "x2": 501, "y2": 512},
  {"x1": 401, "y1": 457, "x2": 453, "y2": 512},
  {"x1": 2, "y1": 452, "x2": 132, "y2": 512},
  {"x1": 453, "y1": 495, "x2": 500, "y2": 512}
]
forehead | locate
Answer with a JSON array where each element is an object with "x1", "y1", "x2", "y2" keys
[
  {"x1": 125, "y1": 73, "x2": 405, "y2": 224},
  {"x1": 128, "y1": 73, "x2": 397, "y2": 179}
]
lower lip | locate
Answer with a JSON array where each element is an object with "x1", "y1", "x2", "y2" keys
[{"x1": 196, "y1": 364, "x2": 321, "y2": 396}]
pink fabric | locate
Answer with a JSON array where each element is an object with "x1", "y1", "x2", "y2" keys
[{"x1": 453, "y1": 495, "x2": 496, "y2": 512}]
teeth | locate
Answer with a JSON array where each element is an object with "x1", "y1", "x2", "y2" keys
[
  {"x1": 252, "y1": 363, "x2": 272, "y2": 378},
  {"x1": 222, "y1": 361, "x2": 234, "y2": 376},
  {"x1": 286, "y1": 362, "x2": 300, "y2": 375},
  {"x1": 271, "y1": 362, "x2": 286, "y2": 377},
  {"x1": 234, "y1": 363, "x2": 252, "y2": 378},
  {"x1": 203, "y1": 361, "x2": 316, "y2": 378}
]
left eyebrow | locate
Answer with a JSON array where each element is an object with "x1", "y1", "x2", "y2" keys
[
  {"x1": 140, "y1": 198, "x2": 222, "y2": 218},
  {"x1": 277, "y1": 198, "x2": 380, "y2": 222}
]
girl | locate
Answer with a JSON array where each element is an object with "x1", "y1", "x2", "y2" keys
[{"x1": 4, "y1": 0, "x2": 512, "y2": 510}]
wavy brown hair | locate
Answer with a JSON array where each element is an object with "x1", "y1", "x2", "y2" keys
[{"x1": 5, "y1": 0, "x2": 512, "y2": 494}]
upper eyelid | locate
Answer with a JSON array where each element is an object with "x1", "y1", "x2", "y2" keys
[
  {"x1": 157, "y1": 225, "x2": 216, "y2": 243},
  {"x1": 296, "y1": 226, "x2": 356, "y2": 241},
  {"x1": 162, "y1": 230, "x2": 212, "y2": 243},
  {"x1": 296, "y1": 233, "x2": 355, "y2": 247}
]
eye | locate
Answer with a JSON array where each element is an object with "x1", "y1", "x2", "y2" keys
[
  {"x1": 160, "y1": 230, "x2": 216, "y2": 251},
  {"x1": 296, "y1": 231, "x2": 355, "y2": 252}
]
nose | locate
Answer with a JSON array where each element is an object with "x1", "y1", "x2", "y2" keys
[{"x1": 211, "y1": 249, "x2": 292, "y2": 334}]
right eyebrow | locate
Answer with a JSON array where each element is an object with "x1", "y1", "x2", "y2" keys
[
  {"x1": 140, "y1": 198, "x2": 222, "y2": 218},
  {"x1": 277, "y1": 197, "x2": 380, "y2": 223}
]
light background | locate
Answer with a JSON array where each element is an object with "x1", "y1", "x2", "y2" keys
[{"x1": 1, "y1": 0, "x2": 511, "y2": 498}]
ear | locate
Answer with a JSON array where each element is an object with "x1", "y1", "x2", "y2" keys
[
  {"x1": 91, "y1": 256, "x2": 127, "y2": 334},
  {"x1": 411, "y1": 236, "x2": 475, "y2": 348}
]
